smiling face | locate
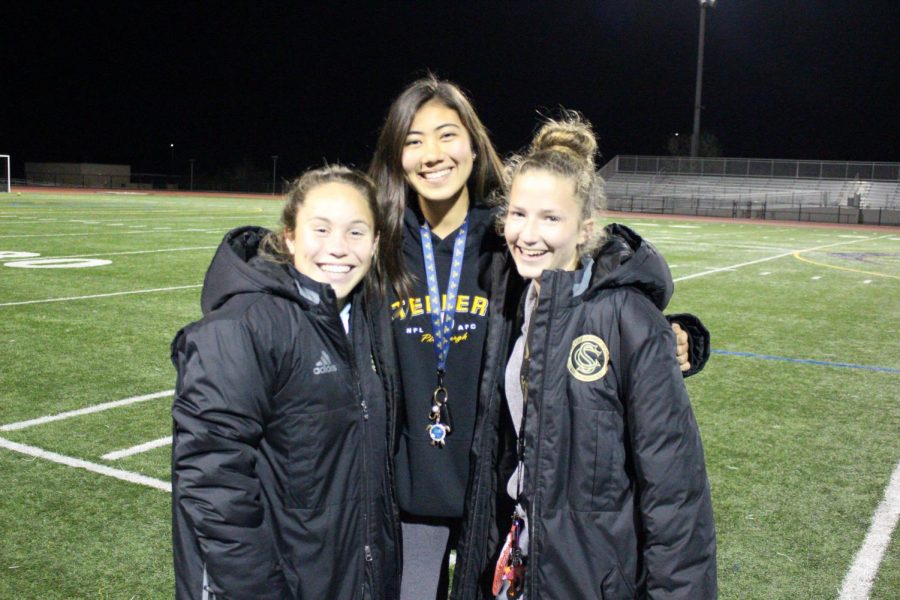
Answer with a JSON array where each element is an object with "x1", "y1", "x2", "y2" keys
[
  {"x1": 285, "y1": 181, "x2": 378, "y2": 307},
  {"x1": 504, "y1": 169, "x2": 591, "y2": 286},
  {"x1": 401, "y1": 99, "x2": 474, "y2": 210}
]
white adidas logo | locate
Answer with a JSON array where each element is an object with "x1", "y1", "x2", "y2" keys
[{"x1": 313, "y1": 350, "x2": 338, "y2": 375}]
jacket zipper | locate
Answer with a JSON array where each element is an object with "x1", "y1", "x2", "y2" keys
[
  {"x1": 370, "y1": 305, "x2": 403, "y2": 588},
  {"x1": 357, "y1": 368, "x2": 376, "y2": 593},
  {"x1": 338, "y1": 310, "x2": 375, "y2": 595},
  {"x1": 359, "y1": 378, "x2": 374, "y2": 564},
  {"x1": 525, "y1": 278, "x2": 554, "y2": 598}
]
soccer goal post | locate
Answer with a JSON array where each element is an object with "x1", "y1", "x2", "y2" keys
[{"x1": 0, "y1": 155, "x2": 10, "y2": 193}]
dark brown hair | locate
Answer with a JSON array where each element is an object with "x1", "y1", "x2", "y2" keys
[{"x1": 369, "y1": 74, "x2": 505, "y2": 295}]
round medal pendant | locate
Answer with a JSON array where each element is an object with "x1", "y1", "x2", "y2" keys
[{"x1": 427, "y1": 422, "x2": 449, "y2": 447}]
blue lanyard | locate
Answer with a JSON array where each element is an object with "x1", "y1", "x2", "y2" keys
[{"x1": 420, "y1": 217, "x2": 469, "y2": 382}]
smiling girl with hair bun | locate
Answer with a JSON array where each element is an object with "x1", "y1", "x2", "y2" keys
[{"x1": 454, "y1": 112, "x2": 717, "y2": 599}]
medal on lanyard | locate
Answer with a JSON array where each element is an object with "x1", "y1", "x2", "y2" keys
[{"x1": 420, "y1": 217, "x2": 468, "y2": 448}]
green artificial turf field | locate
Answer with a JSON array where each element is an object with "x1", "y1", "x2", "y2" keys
[{"x1": 1, "y1": 191, "x2": 897, "y2": 598}]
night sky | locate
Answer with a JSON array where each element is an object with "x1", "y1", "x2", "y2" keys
[{"x1": 3, "y1": 1, "x2": 898, "y2": 181}]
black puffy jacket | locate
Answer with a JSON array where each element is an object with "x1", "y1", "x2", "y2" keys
[
  {"x1": 453, "y1": 224, "x2": 717, "y2": 599},
  {"x1": 171, "y1": 226, "x2": 400, "y2": 600}
]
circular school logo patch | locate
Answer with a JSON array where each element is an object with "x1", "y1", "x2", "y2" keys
[{"x1": 567, "y1": 335, "x2": 610, "y2": 382}]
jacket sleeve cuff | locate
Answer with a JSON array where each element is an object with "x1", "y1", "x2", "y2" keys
[{"x1": 665, "y1": 313, "x2": 710, "y2": 377}]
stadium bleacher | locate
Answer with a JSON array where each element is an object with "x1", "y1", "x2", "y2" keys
[{"x1": 600, "y1": 156, "x2": 900, "y2": 224}]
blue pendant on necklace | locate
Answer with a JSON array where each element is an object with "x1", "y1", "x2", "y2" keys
[{"x1": 428, "y1": 422, "x2": 450, "y2": 447}]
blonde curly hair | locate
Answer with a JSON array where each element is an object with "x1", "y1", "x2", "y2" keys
[{"x1": 494, "y1": 110, "x2": 607, "y2": 256}]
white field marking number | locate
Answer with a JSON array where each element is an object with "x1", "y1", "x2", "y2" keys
[
  {"x1": 3, "y1": 251, "x2": 109, "y2": 269},
  {"x1": 2, "y1": 246, "x2": 214, "y2": 269},
  {"x1": 6, "y1": 258, "x2": 112, "y2": 268}
]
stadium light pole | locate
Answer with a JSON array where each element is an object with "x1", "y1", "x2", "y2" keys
[
  {"x1": 272, "y1": 155, "x2": 279, "y2": 195},
  {"x1": 189, "y1": 159, "x2": 195, "y2": 191},
  {"x1": 169, "y1": 142, "x2": 176, "y2": 186},
  {"x1": 690, "y1": 0, "x2": 717, "y2": 158}
]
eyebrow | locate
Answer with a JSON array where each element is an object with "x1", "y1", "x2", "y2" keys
[
  {"x1": 406, "y1": 123, "x2": 462, "y2": 136},
  {"x1": 308, "y1": 216, "x2": 372, "y2": 227},
  {"x1": 507, "y1": 204, "x2": 563, "y2": 215}
]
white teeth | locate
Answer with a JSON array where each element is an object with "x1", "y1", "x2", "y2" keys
[
  {"x1": 519, "y1": 248, "x2": 546, "y2": 257},
  {"x1": 320, "y1": 264, "x2": 351, "y2": 273},
  {"x1": 423, "y1": 168, "x2": 451, "y2": 180}
]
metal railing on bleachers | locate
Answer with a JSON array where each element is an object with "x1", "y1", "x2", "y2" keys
[
  {"x1": 600, "y1": 156, "x2": 900, "y2": 225},
  {"x1": 607, "y1": 156, "x2": 900, "y2": 181}
]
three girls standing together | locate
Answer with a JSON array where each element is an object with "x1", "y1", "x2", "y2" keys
[{"x1": 171, "y1": 75, "x2": 717, "y2": 599}]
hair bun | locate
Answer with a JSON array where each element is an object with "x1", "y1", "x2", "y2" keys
[{"x1": 531, "y1": 111, "x2": 597, "y2": 169}]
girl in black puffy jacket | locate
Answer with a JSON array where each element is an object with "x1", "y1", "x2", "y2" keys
[
  {"x1": 171, "y1": 166, "x2": 402, "y2": 599},
  {"x1": 453, "y1": 114, "x2": 717, "y2": 600}
]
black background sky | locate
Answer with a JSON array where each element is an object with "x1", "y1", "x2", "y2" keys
[{"x1": 3, "y1": 1, "x2": 898, "y2": 181}]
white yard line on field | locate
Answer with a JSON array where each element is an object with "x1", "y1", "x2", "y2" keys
[
  {"x1": 2, "y1": 231, "x2": 135, "y2": 239},
  {"x1": 102, "y1": 436, "x2": 173, "y2": 461},
  {"x1": 0, "y1": 436, "x2": 170, "y2": 492},
  {"x1": 0, "y1": 285, "x2": 201, "y2": 307},
  {"x1": 0, "y1": 228, "x2": 224, "y2": 239},
  {"x1": 47, "y1": 246, "x2": 216, "y2": 259},
  {"x1": 673, "y1": 236, "x2": 893, "y2": 282},
  {"x1": 651, "y1": 238, "x2": 793, "y2": 253},
  {"x1": 0, "y1": 390, "x2": 173, "y2": 431},
  {"x1": 839, "y1": 460, "x2": 900, "y2": 600}
]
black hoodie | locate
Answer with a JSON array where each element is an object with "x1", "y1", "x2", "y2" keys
[
  {"x1": 390, "y1": 203, "x2": 504, "y2": 518},
  {"x1": 171, "y1": 226, "x2": 399, "y2": 600}
]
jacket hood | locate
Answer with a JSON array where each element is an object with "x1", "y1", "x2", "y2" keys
[
  {"x1": 200, "y1": 226, "x2": 333, "y2": 314},
  {"x1": 584, "y1": 223, "x2": 674, "y2": 310}
]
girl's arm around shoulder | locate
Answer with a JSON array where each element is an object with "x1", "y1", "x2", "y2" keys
[
  {"x1": 665, "y1": 313, "x2": 710, "y2": 376},
  {"x1": 614, "y1": 291, "x2": 718, "y2": 599},
  {"x1": 172, "y1": 316, "x2": 289, "y2": 598}
]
